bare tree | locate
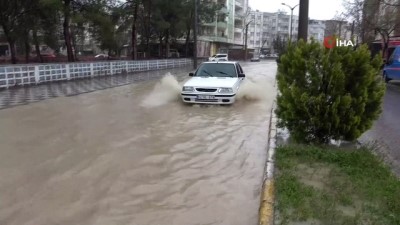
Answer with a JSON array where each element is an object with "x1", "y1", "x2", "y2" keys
[{"x1": 375, "y1": 2, "x2": 400, "y2": 61}]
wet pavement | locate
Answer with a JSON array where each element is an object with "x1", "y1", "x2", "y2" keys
[
  {"x1": 0, "y1": 61, "x2": 277, "y2": 225},
  {"x1": 359, "y1": 81, "x2": 400, "y2": 176},
  {"x1": 0, "y1": 69, "x2": 188, "y2": 110}
]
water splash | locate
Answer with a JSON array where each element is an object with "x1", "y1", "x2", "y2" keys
[
  {"x1": 141, "y1": 73, "x2": 182, "y2": 108},
  {"x1": 236, "y1": 77, "x2": 276, "y2": 102}
]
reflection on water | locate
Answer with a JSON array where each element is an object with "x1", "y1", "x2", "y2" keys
[{"x1": 0, "y1": 62, "x2": 277, "y2": 225}]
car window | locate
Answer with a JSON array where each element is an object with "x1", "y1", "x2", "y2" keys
[
  {"x1": 216, "y1": 54, "x2": 227, "y2": 58},
  {"x1": 235, "y1": 64, "x2": 241, "y2": 75},
  {"x1": 238, "y1": 64, "x2": 244, "y2": 73},
  {"x1": 195, "y1": 63, "x2": 237, "y2": 77}
]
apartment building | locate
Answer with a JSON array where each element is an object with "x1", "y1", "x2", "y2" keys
[
  {"x1": 247, "y1": 10, "x2": 327, "y2": 53},
  {"x1": 197, "y1": 0, "x2": 249, "y2": 56},
  {"x1": 308, "y1": 19, "x2": 326, "y2": 43},
  {"x1": 247, "y1": 10, "x2": 299, "y2": 52},
  {"x1": 325, "y1": 20, "x2": 354, "y2": 40}
]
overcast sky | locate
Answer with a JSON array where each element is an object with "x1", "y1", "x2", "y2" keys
[{"x1": 248, "y1": 0, "x2": 345, "y2": 20}]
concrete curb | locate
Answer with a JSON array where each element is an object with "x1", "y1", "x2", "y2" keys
[{"x1": 258, "y1": 102, "x2": 277, "y2": 225}]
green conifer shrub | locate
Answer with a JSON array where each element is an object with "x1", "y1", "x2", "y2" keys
[{"x1": 276, "y1": 39, "x2": 385, "y2": 144}]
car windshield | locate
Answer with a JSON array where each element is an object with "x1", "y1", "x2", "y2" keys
[
  {"x1": 195, "y1": 63, "x2": 237, "y2": 77},
  {"x1": 216, "y1": 55, "x2": 227, "y2": 58}
]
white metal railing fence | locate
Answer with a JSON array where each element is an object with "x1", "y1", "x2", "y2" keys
[{"x1": 0, "y1": 58, "x2": 194, "y2": 88}]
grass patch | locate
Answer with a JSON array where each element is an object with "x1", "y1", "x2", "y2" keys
[{"x1": 274, "y1": 144, "x2": 400, "y2": 225}]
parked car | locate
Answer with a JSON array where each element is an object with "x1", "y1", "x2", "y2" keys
[
  {"x1": 168, "y1": 49, "x2": 180, "y2": 58},
  {"x1": 208, "y1": 53, "x2": 228, "y2": 61},
  {"x1": 181, "y1": 61, "x2": 245, "y2": 105},
  {"x1": 94, "y1": 54, "x2": 109, "y2": 60},
  {"x1": 251, "y1": 56, "x2": 260, "y2": 62},
  {"x1": 383, "y1": 45, "x2": 400, "y2": 83}
]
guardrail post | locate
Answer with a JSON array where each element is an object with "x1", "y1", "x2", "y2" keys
[
  {"x1": 66, "y1": 64, "x2": 71, "y2": 80},
  {"x1": 110, "y1": 62, "x2": 113, "y2": 75},
  {"x1": 90, "y1": 63, "x2": 94, "y2": 77},
  {"x1": 34, "y1": 65, "x2": 40, "y2": 84},
  {"x1": 125, "y1": 61, "x2": 129, "y2": 73}
]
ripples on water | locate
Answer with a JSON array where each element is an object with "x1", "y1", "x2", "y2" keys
[{"x1": 0, "y1": 63, "x2": 277, "y2": 225}]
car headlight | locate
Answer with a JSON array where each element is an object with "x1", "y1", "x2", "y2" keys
[
  {"x1": 182, "y1": 86, "x2": 194, "y2": 92},
  {"x1": 219, "y1": 88, "x2": 233, "y2": 93}
]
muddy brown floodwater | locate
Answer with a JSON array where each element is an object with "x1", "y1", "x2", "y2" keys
[{"x1": 0, "y1": 61, "x2": 277, "y2": 225}]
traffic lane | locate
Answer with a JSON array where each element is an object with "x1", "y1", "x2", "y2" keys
[{"x1": 359, "y1": 81, "x2": 400, "y2": 176}]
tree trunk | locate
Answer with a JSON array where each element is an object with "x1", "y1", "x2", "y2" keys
[
  {"x1": 71, "y1": 26, "x2": 78, "y2": 61},
  {"x1": 145, "y1": 0, "x2": 152, "y2": 58},
  {"x1": 2, "y1": 25, "x2": 17, "y2": 64},
  {"x1": 131, "y1": 0, "x2": 139, "y2": 60},
  {"x1": 165, "y1": 29, "x2": 170, "y2": 58},
  {"x1": 185, "y1": 29, "x2": 191, "y2": 57},
  {"x1": 24, "y1": 38, "x2": 30, "y2": 63},
  {"x1": 185, "y1": 11, "x2": 193, "y2": 57},
  {"x1": 63, "y1": 0, "x2": 74, "y2": 62},
  {"x1": 33, "y1": 28, "x2": 43, "y2": 63},
  {"x1": 158, "y1": 34, "x2": 163, "y2": 58},
  {"x1": 9, "y1": 40, "x2": 17, "y2": 64}
]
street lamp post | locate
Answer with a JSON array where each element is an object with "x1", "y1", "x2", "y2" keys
[
  {"x1": 244, "y1": 20, "x2": 253, "y2": 61},
  {"x1": 281, "y1": 3, "x2": 299, "y2": 41},
  {"x1": 193, "y1": 0, "x2": 198, "y2": 69}
]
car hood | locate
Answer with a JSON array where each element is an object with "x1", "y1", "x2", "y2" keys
[{"x1": 184, "y1": 77, "x2": 240, "y2": 88}]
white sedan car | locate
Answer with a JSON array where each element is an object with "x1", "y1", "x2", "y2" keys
[
  {"x1": 208, "y1": 53, "x2": 228, "y2": 61},
  {"x1": 181, "y1": 61, "x2": 246, "y2": 104}
]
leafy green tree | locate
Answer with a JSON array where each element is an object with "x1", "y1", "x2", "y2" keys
[
  {"x1": 0, "y1": 0, "x2": 35, "y2": 64},
  {"x1": 276, "y1": 39, "x2": 385, "y2": 144}
]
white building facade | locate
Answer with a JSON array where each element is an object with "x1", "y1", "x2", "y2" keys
[
  {"x1": 198, "y1": 0, "x2": 250, "y2": 56},
  {"x1": 247, "y1": 10, "x2": 326, "y2": 53}
]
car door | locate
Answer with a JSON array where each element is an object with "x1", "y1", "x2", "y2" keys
[
  {"x1": 237, "y1": 63, "x2": 245, "y2": 81},
  {"x1": 385, "y1": 47, "x2": 400, "y2": 80}
]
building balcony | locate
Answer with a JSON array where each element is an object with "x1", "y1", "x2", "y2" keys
[
  {"x1": 235, "y1": 14, "x2": 243, "y2": 21},
  {"x1": 235, "y1": 0, "x2": 243, "y2": 9},
  {"x1": 201, "y1": 21, "x2": 227, "y2": 29},
  {"x1": 199, "y1": 35, "x2": 229, "y2": 43},
  {"x1": 217, "y1": 21, "x2": 227, "y2": 29},
  {"x1": 234, "y1": 38, "x2": 243, "y2": 45},
  {"x1": 234, "y1": 27, "x2": 243, "y2": 33},
  {"x1": 201, "y1": 22, "x2": 216, "y2": 27}
]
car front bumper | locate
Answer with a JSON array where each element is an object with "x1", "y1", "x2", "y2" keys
[{"x1": 181, "y1": 93, "x2": 236, "y2": 104}]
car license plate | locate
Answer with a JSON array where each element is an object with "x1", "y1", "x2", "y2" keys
[{"x1": 197, "y1": 95, "x2": 215, "y2": 100}]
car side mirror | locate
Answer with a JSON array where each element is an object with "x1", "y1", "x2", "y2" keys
[
  {"x1": 189, "y1": 72, "x2": 194, "y2": 76},
  {"x1": 238, "y1": 73, "x2": 245, "y2": 78}
]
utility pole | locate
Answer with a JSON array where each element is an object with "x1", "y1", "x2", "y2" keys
[
  {"x1": 193, "y1": 0, "x2": 198, "y2": 69},
  {"x1": 282, "y1": 3, "x2": 299, "y2": 41},
  {"x1": 244, "y1": 21, "x2": 251, "y2": 61},
  {"x1": 298, "y1": 0, "x2": 309, "y2": 41}
]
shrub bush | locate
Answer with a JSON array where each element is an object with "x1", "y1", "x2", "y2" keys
[{"x1": 276, "y1": 39, "x2": 385, "y2": 144}]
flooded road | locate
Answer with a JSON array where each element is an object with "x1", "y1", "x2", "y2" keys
[{"x1": 0, "y1": 61, "x2": 277, "y2": 225}]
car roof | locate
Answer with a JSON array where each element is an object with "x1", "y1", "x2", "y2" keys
[{"x1": 202, "y1": 61, "x2": 238, "y2": 65}]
